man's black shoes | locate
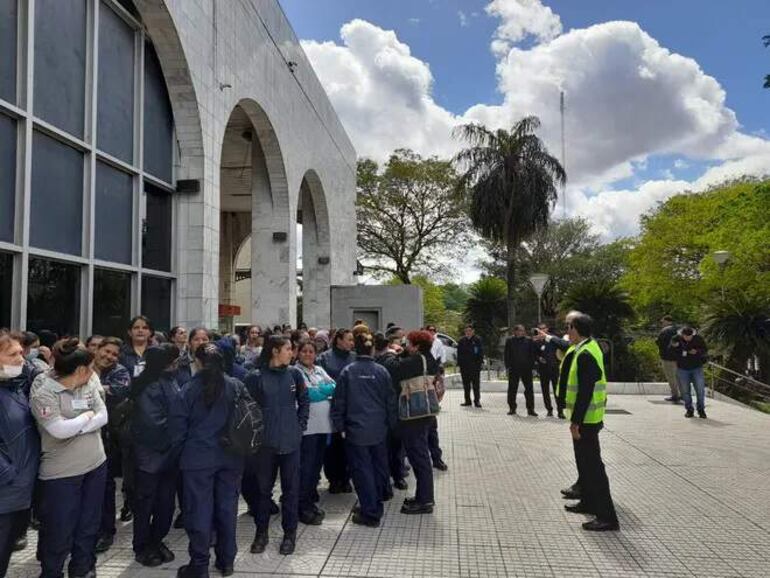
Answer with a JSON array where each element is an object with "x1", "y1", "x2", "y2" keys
[
  {"x1": 432, "y1": 460, "x2": 448, "y2": 471},
  {"x1": 565, "y1": 502, "x2": 593, "y2": 514},
  {"x1": 401, "y1": 501, "x2": 433, "y2": 515},
  {"x1": 135, "y1": 549, "x2": 163, "y2": 568},
  {"x1": 352, "y1": 512, "x2": 380, "y2": 527},
  {"x1": 393, "y1": 478, "x2": 408, "y2": 490},
  {"x1": 474, "y1": 401, "x2": 482, "y2": 408},
  {"x1": 561, "y1": 486, "x2": 581, "y2": 500},
  {"x1": 685, "y1": 409, "x2": 694, "y2": 418},
  {"x1": 250, "y1": 530, "x2": 269, "y2": 554},
  {"x1": 582, "y1": 519, "x2": 619, "y2": 532},
  {"x1": 698, "y1": 410, "x2": 707, "y2": 419},
  {"x1": 460, "y1": 401, "x2": 472, "y2": 407},
  {"x1": 279, "y1": 532, "x2": 296, "y2": 555},
  {"x1": 527, "y1": 411, "x2": 539, "y2": 417}
]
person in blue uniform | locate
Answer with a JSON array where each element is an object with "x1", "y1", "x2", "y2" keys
[
  {"x1": 0, "y1": 333, "x2": 41, "y2": 575},
  {"x1": 317, "y1": 329, "x2": 355, "y2": 494},
  {"x1": 92, "y1": 337, "x2": 131, "y2": 554},
  {"x1": 245, "y1": 336, "x2": 309, "y2": 556},
  {"x1": 174, "y1": 327, "x2": 211, "y2": 386},
  {"x1": 30, "y1": 339, "x2": 109, "y2": 578},
  {"x1": 131, "y1": 344, "x2": 182, "y2": 567},
  {"x1": 331, "y1": 332, "x2": 396, "y2": 527},
  {"x1": 170, "y1": 344, "x2": 244, "y2": 577}
]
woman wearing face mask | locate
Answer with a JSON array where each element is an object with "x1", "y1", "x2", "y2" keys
[
  {"x1": 245, "y1": 336, "x2": 309, "y2": 556},
  {"x1": 130, "y1": 344, "x2": 182, "y2": 567},
  {"x1": 120, "y1": 316, "x2": 154, "y2": 380},
  {"x1": 295, "y1": 340, "x2": 335, "y2": 526},
  {"x1": 30, "y1": 338, "x2": 109, "y2": 578},
  {"x1": 170, "y1": 344, "x2": 245, "y2": 577},
  {"x1": 317, "y1": 329, "x2": 355, "y2": 494},
  {"x1": 0, "y1": 333, "x2": 42, "y2": 575}
]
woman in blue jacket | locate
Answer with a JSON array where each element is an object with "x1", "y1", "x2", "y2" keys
[
  {"x1": 130, "y1": 344, "x2": 182, "y2": 567},
  {"x1": 170, "y1": 344, "x2": 244, "y2": 577},
  {"x1": 331, "y1": 332, "x2": 396, "y2": 527},
  {"x1": 245, "y1": 336, "x2": 309, "y2": 556},
  {"x1": 317, "y1": 329, "x2": 355, "y2": 494},
  {"x1": 0, "y1": 333, "x2": 41, "y2": 575}
]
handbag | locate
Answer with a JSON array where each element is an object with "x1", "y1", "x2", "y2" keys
[{"x1": 398, "y1": 355, "x2": 440, "y2": 421}]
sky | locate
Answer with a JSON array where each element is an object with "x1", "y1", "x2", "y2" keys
[{"x1": 281, "y1": 0, "x2": 770, "y2": 280}]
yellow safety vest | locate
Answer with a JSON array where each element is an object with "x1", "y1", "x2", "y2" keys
[{"x1": 565, "y1": 339, "x2": 607, "y2": 424}]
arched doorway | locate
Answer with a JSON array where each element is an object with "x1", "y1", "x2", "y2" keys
[
  {"x1": 298, "y1": 170, "x2": 332, "y2": 329},
  {"x1": 219, "y1": 100, "x2": 293, "y2": 331}
]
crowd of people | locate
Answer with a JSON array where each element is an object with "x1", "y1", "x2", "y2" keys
[{"x1": 0, "y1": 318, "x2": 449, "y2": 577}]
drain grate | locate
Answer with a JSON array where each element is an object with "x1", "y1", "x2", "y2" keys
[{"x1": 605, "y1": 408, "x2": 632, "y2": 415}]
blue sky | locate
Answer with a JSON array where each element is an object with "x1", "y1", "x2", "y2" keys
[
  {"x1": 281, "y1": 0, "x2": 770, "y2": 247},
  {"x1": 282, "y1": 0, "x2": 770, "y2": 134}
]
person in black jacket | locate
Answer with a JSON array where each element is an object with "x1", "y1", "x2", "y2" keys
[
  {"x1": 130, "y1": 344, "x2": 182, "y2": 567},
  {"x1": 671, "y1": 327, "x2": 709, "y2": 418},
  {"x1": 392, "y1": 330, "x2": 440, "y2": 515},
  {"x1": 245, "y1": 336, "x2": 310, "y2": 556},
  {"x1": 504, "y1": 325, "x2": 540, "y2": 416},
  {"x1": 656, "y1": 316, "x2": 681, "y2": 402},
  {"x1": 456, "y1": 325, "x2": 483, "y2": 407},
  {"x1": 332, "y1": 332, "x2": 397, "y2": 527},
  {"x1": 0, "y1": 333, "x2": 41, "y2": 575},
  {"x1": 377, "y1": 328, "x2": 409, "y2": 491},
  {"x1": 534, "y1": 323, "x2": 562, "y2": 418}
]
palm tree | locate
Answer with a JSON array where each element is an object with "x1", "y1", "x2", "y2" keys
[
  {"x1": 454, "y1": 117, "x2": 565, "y2": 326},
  {"x1": 560, "y1": 279, "x2": 635, "y2": 339}
]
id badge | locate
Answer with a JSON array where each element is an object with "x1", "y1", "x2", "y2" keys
[
  {"x1": 133, "y1": 362, "x2": 145, "y2": 378},
  {"x1": 682, "y1": 350, "x2": 687, "y2": 357},
  {"x1": 72, "y1": 398, "x2": 91, "y2": 411}
]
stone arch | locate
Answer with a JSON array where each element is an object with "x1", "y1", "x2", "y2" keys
[
  {"x1": 219, "y1": 100, "x2": 293, "y2": 329},
  {"x1": 298, "y1": 169, "x2": 332, "y2": 328}
]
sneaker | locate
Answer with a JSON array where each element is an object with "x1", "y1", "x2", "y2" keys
[
  {"x1": 157, "y1": 542, "x2": 175, "y2": 563},
  {"x1": 685, "y1": 409, "x2": 694, "y2": 418},
  {"x1": 250, "y1": 530, "x2": 269, "y2": 554},
  {"x1": 135, "y1": 549, "x2": 163, "y2": 568},
  {"x1": 279, "y1": 532, "x2": 296, "y2": 556},
  {"x1": 352, "y1": 512, "x2": 380, "y2": 527}
]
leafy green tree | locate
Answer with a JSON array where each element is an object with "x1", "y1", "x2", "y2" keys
[
  {"x1": 388, "y1": 275, "x2": 446, "y2": 328},
  {"x1": 454, "y1": 117, "x2": 565, "y2": 326},
  {"x1": 357, "y1": 150, "x2": 469, "y2": 283},
  {"x1": 463, "y1": 277, "x2": 508, "y2": 358},
  {"x1": 441, "y1": 283, "x2": 470, "y2": 312}
]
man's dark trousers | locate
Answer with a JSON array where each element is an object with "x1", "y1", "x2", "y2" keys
[
  {"x1": 460, "y1": 367, "x2": 481, "y2": 404},
  {"x1": 536, "y1": 363, "x2": 556, "y2": 413},
  {"x1": 346, "y1": 441, "x2": 389, "y2": 521},
  {"x1": 507, "y1": 368, "x2": 534, "y2": 412},
  {"x1": 574, "y1": 425, "x2": 618, "y2": 525}
]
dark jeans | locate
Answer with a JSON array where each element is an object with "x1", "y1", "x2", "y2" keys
[
  {"x1": 323, "y1": 432, "x2": 349, "y2": 487},
  {"x1": 346, "y1": 441, "x2": 389, "y2": 521},
  {"x1": 299, "y1": 434, "x2": 327, "y2": 515},
  {"x1": 507, "y1": 368, "x2": 534, "y2": 412},
  {"x1": 0, "y1": 508, "x2": 29, "y2": 576},
  {"x1": 400, "y1": 418, "x2": 435, "y2": 505},
  {"x1": 133, "y1": 468, "x2": 177, "y2": 554},
  {"x1": 574, "y1": 425, "x2": 618, "y2": 525},
  {"x1": 535, "y1": 364, "x2": 555, "y2": 412},
  {"x1": 427, "y1": 418, "x2": 443, "y2": 464},
  {"x1": 182, "y1": 466, "x2": 242, "y2": 573},
  {"x1": 253, "y1": 448, "x2": 300, "y2": 533},
  {"x1": 460, "y1": 367, "x2": 481, "y2": 403},
  {"x1": 387, "y1": 430, "x2": 407, "y2": 482},
  {"x1": 38, "y1": 462, "x2": 107, "y2": 578}
]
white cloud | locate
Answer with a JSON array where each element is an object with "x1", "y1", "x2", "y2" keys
[
  {"x1": 458, "y1": 10, "x2": 469, "y2": 27},
  {"x1": 300, "y1": 6, "x2": 770, "y2": 245},
  {"x1": 408, "y1": 17, "x2": 421, "y2": 26}
]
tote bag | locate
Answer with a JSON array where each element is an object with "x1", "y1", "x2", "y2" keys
[{"x1": 398, "y1": 355, "x2": 440, "y2": 421}]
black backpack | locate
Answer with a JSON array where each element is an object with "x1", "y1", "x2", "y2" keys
[{"x1": 220, "y1": 383, "x2": 264, "y2": 456}]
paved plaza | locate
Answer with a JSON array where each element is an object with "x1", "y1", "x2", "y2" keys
[{"x1": 8, "y1": 390, "x2": 770, "y2": 577}]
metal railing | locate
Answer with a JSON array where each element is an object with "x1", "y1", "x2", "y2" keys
[{"x1": 704, "y1": 361, "x2": 770, "y2": 406}]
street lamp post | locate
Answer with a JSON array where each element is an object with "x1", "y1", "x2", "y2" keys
[
  {"x1": 529, "y1": 273, "x2": 550, "y2": 325},
  {"x1": 712, "y1": 250, "x2": 731, "y2": 300}
]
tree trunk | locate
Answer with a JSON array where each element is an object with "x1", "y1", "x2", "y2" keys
[{"x1": 506, "y1": 243, "x2": 516, "y2": 328}]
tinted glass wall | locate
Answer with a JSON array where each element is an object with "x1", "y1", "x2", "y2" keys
[{"x1": 0, "y1": 1, "x2": 176, "y2": 334}]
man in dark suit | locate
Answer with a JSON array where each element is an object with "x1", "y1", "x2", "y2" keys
[
  {"x1": 456, "y1": 325, "x2": 483, "y2": 408},
  {"x1": 504, "y1": 325, "x2": 539, "y2": 416}
]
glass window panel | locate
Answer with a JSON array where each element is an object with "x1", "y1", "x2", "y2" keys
[
  {"x1": 97, "y1": 2, "x2": 134, "y2": 163},
  {"x1": 143, "y1": 42, "x2": 173, "y2": 182},
  {"x1": 93, "y1": 268, "x2": 131, "y2": 338},
  {"x1": 30, "y1": 131, "x2": 84, "y2": 255},
  {"x1": 27, "y1": 258, "x2": 81, "y2": 337},
  {"x1": 142, "y1": 181, "x2": 172, "y2": 272},
  {"x1": 0, "y1": 0, "x2": 17, "y2": 103},
  {"x1": 95, "y1": 161, "x2": 132, "y2": 264},
  {"x1": 141, "y1": 275, "x2": 171, "y2": 333},
  {"x1": 33, "y1": 0, "x2": 87, "y2": 138},
  {"x1": 0, "y1": 252, "x2": 11, "y2": 329},
  {"x1": 0, "y1": 113, "x2": 15, "y2": 243}
]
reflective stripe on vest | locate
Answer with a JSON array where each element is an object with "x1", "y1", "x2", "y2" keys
[
  {"x1": 556, "y1": 344, "x2": 576, "y2": 398},
  {"x1": 565, "y1": 339, "x2": 607, "y2": 424}
]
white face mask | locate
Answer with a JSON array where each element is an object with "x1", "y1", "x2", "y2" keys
[{"x1": 0, "y1": 364, "x2": 24, "y2": 379}]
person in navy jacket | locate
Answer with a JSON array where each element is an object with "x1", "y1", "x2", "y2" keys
[
  {"x1": 0, "y1": 333, "x2": 41, "y2": 575},
  {"x1": 170, "y1": 344, "x2": 244, "y2": 578},
  {"x1": 130, "y1": 344, "x2": 182, "y2": 567},
  {"x1": 174, "y1": 328, "x2": 211, "y2": 387},
  {"x1": 317, "y1": 329, "x2": 355, "y2": 494},
  {"x1": 331, "y1": 332, "x2": 396, "y2": 527},
  {"x1": 245, "y1": 336, "x2": 309, "y2": 556}
]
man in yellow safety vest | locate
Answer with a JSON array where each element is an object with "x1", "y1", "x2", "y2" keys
[{"x1": 562, "y1": 313, "x2": 619, "y2": 532}]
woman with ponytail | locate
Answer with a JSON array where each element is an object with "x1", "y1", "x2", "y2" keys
[
  {"x1": 170, "y1": 344, "x2": 244, "y2": 577},
  {"x1": 130, "y1": 344, "x2": 182, "y2": 567},
  {"x1": 330, "y1": 332, "x2": 396, "y2": 527},
  {"x1": 245, "y1": 336, "x2": 309, "y2": 556}
]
